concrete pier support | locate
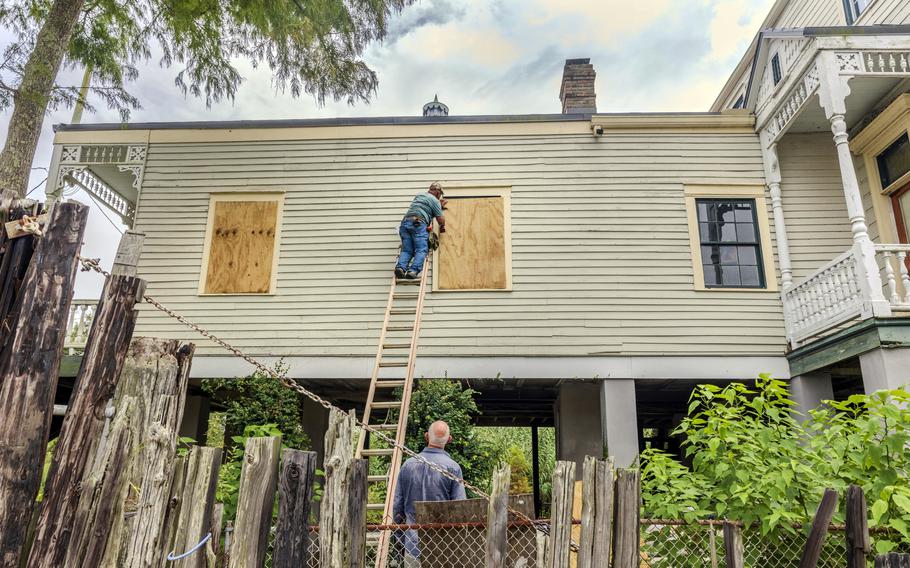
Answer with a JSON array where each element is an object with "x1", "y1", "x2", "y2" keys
[
  {"x1": 600, "y1": 379, "x2": 639, "y2": 468},
  {"x1": 301, "y1": 396, "x2": 330, "y2": 466},
  {"x1": 789, "y1": 372, "x2": 834, "y2": 419},
  {"x1": 859, "y1": 347, "x2": 910, "y2": 393},
  {"x1": 555, "y1": 382, "x2": 604, "y2": 477},
  {"x1": 179, "y1": 394, "x2": 211, "y2": 442}
]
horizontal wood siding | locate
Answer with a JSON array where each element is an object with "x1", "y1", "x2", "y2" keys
[
  {"x1": 857, "y1": 0, "x2": 910, "y2": 24},
  {"x1": 773, "y1": 0, "x2": 844, "y2": 27},
  {"x1": 778, "y1": 133, "x2": 854, "y2": 280},
  {"x1": 131, "y1": 130, "x2": 786, "y2": 359}
]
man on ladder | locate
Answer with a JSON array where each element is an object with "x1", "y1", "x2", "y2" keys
[{"x1": 395, "y1": 182, "x2": 446, "y2": 280}]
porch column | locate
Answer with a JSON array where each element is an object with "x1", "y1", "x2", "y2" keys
[
  {"x1": 816, "y1": 53, "x2": 891, "y2": 317},
  {"x1": 789, "y1": 372, "x2": 834, "y2": 420},
  {"x1": 760, "y1": 137, "x2": 794, "y2": 288},
  {"x1": 600, "y1": 379, "x2": 639, "y2": 468},
  {"x1": 858, "y1": 347, "x2": 910, "y2": 393}
]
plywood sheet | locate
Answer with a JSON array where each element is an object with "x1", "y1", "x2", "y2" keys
[
  {"x1": 204, "y1": 200, "x2": 279, "y2": 294},
  {"x1": 437, "y1": 197, "x2": 507, "y2": 290}
]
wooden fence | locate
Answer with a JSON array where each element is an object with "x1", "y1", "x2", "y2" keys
[{"x1": 1, "y1": 204, "x2": 909, "y2": 568}]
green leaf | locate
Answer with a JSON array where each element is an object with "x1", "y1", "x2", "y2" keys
[{"x1": 871, "y1": 499, "x2": 889, "y2": 524}]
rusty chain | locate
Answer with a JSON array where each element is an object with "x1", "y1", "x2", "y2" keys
[{"x1": 77, "y1": 256, "x2": 571, "y2": 546}]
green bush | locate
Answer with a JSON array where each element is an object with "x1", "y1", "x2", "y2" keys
[
  {"x1": 640, "y1": 375, "x2": 910, "y2": 553},
  {"x1": 201, "y1": 362, "x2": 310, "y2": 451}
]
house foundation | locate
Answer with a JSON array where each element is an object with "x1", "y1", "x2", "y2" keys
[
  {"x1": 601, "y1": 380, "x2": 639, "y2": 468},
  {"x1": 859, "y1": 347, "x2": 910, "y2": 393},
  {"x1": 788, "y1": 372, "x2": 834, "y2": 419}
]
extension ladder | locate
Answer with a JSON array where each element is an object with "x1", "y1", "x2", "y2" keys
[{"x1": 356, "y1": 256, "x2": 431, "y2": 568}]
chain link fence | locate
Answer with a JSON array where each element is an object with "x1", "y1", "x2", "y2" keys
[{"x1": 251, "y1": 520, "x2": 909, "y2": 567}]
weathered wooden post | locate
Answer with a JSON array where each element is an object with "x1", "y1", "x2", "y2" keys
[
  {"x1": 486, "y1": 463, "x2": 511, "y2": 568},
  {"x1": 28, "y1": 231, "x2": 146, "y2": 568},
  {"x1": 612, "y1": 468, "x2": 640, "y2": 568},
  {"x1": 0, "y1": 201, "x2": 88, "y2": 568},
  {"x1": 875, "y1": 553, "x2": 910, "y2": 567},
  {"x1": 64, "y1": 338, "x2": 195, "y2": 567},
  {"x1": 723, "y1": 522, "x2": 744, "y2": 568},
  {"x1": 320, "y1": 409, "x2": 367, "y2": 568},
  {"x1": 546, "y1": 460, "x2": 576, "y2": 568},
  {"x1": 348, "y1": 458, "x2": 369, "y2": 568},
  {"x1": 228, "y1": 436, "x2": 281, "y2": 568},
  {"x1": 165, "y1": 446, "x2": 222, "y2": 568},
  {"x1": 274, "y1": 449, "x2": 318, "y2": 567},
  {"x1": 798, "y1": 488, "x2": 839, "y2": 568},
  {"x1": 846, "y1": 485, "x2": 870, "y2": 568},
  {"x1": 578, "y1": 456, "x2": 614, "y2": 568}
]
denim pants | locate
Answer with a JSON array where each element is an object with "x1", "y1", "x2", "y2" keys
[{"x1": 396, "y1": 218, "x2": 429, "y2": 274}]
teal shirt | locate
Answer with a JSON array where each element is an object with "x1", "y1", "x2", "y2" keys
[{"x1": 405, "y1": 193, "x2": 443, "y2": 224}]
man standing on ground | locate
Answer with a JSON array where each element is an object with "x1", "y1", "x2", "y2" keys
[
  {"x1": 392, "y1": 420, "x2": 466, "y2": 565},
  {"x1": 395, "y1": 182, "x2": 446, "y2": 280}
]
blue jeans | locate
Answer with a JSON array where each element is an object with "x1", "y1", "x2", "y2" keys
[{"x1": 396, "y1": 218, "x2": 429, "y2": 274}]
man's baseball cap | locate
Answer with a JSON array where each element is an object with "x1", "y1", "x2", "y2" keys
[{"x1": 429, "y1": 182, "x2": 444, "y2": 195}]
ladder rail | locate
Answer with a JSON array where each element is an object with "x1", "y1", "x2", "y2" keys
[
  {"x1": 356, "y1": 264, "x2": 399, "y2": 458},
  {"x1": 374, "y1": 256, "x2": 431, "y2": 568}
]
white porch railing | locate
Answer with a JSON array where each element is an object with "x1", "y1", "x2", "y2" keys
[
  {"x1": 64, "y1": 300, "x2": 98, "y2": 355},
  {"x1": 782, "y1": 245, "x2": 910, "y2": 347}
]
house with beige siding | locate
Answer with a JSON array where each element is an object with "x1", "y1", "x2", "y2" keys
[{"x1": 51, "y1": 0, "x2": 910, "y2": 472}]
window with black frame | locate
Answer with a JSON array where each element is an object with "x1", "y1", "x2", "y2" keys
[{"x1": 696, "y1": 198, "x2": 766, "y2": 288}]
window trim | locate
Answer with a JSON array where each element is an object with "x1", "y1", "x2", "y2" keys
[
  {"x1": 683, "y1": 185, "x2": 777, "y2": 292},
  {"x1": 843, "y1": 0, "x2": 872, "y2": 24},
  {"x1": 198, "y1": 191, "x2": 285, "y2": 296},
  {"x1": 431, "y1": 184, "x2": 513, "y2": 292},
  {"x1": 770, "y1": 54, "x2": 782, "y2": 86}
]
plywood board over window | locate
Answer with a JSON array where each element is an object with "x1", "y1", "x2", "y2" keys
[
  {"x1": 199, "y1": 193, "x2": 284, "y2": 295},
  {"x1": 434, "y1": 186, "x2": 512, "y2": 291}
]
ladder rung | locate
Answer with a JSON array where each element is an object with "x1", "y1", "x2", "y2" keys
[
  {"x1": 371, "y1": 401, "x2": 402, "y2": 409},
  {"x1": 368, "y1": 475, "x2": 389, "y2": 483},
  {"x1": 393, "y1": 292, "x2": 419, "y2": 298},
  {"x1": 396, "y1": 279, "x2": 421, "y2": 285},
  {"x1": 386, "y1": 326, "x2": 414, "y2": 332},
  {"x1": 375, "y1": 380, "x2": 406, "y2": 388},
  {"x1": 390, "y1": 308, "x2": 415, "y2": 315},
  {"x1": 367, "y1": 503, "x2": 386, "y2": 510},
  {"x1": 382, "y1": 343, "x2": 411, "y2": 349},
  {"x1": 378, "y1": 361, "x2": 407, "y2": 368},
  {"x1": 369, "y1": 423, "x2": 399, "y2": 431},
  {"x1": 362, "y1": 448, "x2": 395, "y2": 457}
]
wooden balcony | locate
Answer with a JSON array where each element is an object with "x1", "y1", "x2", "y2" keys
[
  {"x1": 782, "y1": 244, "x2": 910, "y2": 347},
  {"x1": 64, "y1": 299, "x2": 97, "y2": 355}
]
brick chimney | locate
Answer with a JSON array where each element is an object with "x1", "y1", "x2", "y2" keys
[{"x1": 559, "y1": 58, "x2": 596, "y2": 114}]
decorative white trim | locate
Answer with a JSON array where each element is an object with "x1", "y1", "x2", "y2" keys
[
  {"x1": 126, "y1": 145, "x2": 147, "y2": 163},
  {"x1": 764, "y1": 63, "x2": 819, "y2": 143},
  {"x1": 56, "y1": 165, "x2": 86, "y2": 191},
  {"x1": 60, "y1": 145, "x2": 80, "y2": 162},
  {"x1": 117, "y1": 164, "x2": 144, "y2": 190}
]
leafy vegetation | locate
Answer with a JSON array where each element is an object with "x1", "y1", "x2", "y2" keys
[
  {"x1": 202, "y1": 363, "x2": 311, "y2": 452},
  {"x1": 641, "y1": 376, "x2": 910, "y2": 553}
]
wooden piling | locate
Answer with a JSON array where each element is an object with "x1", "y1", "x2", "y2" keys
[
  {"x1": 578, "y1": 456, "x2": 614, "y2": 568},
  {"x1": 875, "y1": 553, "x2": 910, "y2": 567},
  {"x1": 347, "y1": 458, "x2": 369, "y2": 568},
  {"x1": 320, "y1": 409, "x2": 362, "y2": 568},
  {"x1": 273, "y1": 449, "x2": 318, "y2": 568},
  {"x1": 612, "y1": 468, "x2": 640, "y2": 568},
  {"x1": 486, "y1": 463, "x2": 511, "y2": 568},
  {"x1": 846, "y1": 485, "x2": 870, "y2": 568},
  {"x1": 28, "y1": 231, "x2": 145, "y2": 568},
  {"x1": 546, "y1": 460, "x2": 576, "y2": 568},
  {"x1": 0, "y1": 201, "x2": 88, "y2": 568},
  {"x1": 64, "y1": 338, "x2": 194, "y2": 567},
  {"x1": 166, "y1": 446, "x2": 222, "y2": 568},
  {"x1": 799, "y1": 488, "x2": 839, "y2": 568},
  {"x1": 228, "y1": 436, "x2": 281, "y2": 568},
  {"x1": 723, "y1": 522, "x2": 744, "y2": 568}
]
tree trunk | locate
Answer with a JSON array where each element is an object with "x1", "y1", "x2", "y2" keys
[{"x1": 0, "y1": 0, "x2": 86, "y2": 201}]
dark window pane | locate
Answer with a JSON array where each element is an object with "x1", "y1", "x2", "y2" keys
[
  {"x1": 721, "y1": 266, "x2": 742, "y2": 286},
  {"x1": 741, "y1": 266, "x2": 761, "y2": 287},
  {"x1": 771, "y1": 54, "x2": 782, "y2": 85},
  {"x1": 737, "y1": 246, "x2": 757, "y2": 265},
  {"x1": 697, "y1": 202, "x2": 708, "y2": 221},
  {"x1": 702, "y1": 265, "x2": 718, "y2": 286},
  {"x1": 701, "y1": 245, "x2": 716, "y2": 263},
  {"x1": 734, "y1": 204, "x2": 754, "y2": 222},
  {"x1": 877, "y1": 133, "x2": 910, "y2": 188},
  {"x1": 736, "y1": 223, "x2": 757, "y2": 242},
  {"x1": 720, "y1": 223, "x2": 737, "y2": 241},
  {"x1": 698, "y1": 222, "x2": 711, "y2": 239},
  {"x1": 720, "y1": 246, "x2": 738, "y2": 265},
  {"x1": 720, "y1": 206, "x2": 736, "y2": 223}
]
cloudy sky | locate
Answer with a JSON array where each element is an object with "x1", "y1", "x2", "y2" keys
[{"x1": 1, "y1": 0, "x2": 774, "y2": 295}]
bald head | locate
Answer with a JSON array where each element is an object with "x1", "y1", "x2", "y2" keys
[{"x1": 425, "y1": 420, "x2": 451, "y2": 448}]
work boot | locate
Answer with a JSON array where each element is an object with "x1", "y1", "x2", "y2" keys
[
  {"x1": 405, "y1": 271, "x2": 419, "y2": 280},
  {"x1": 395, "y1": 267, "x2": 406, "y2": 279}
]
